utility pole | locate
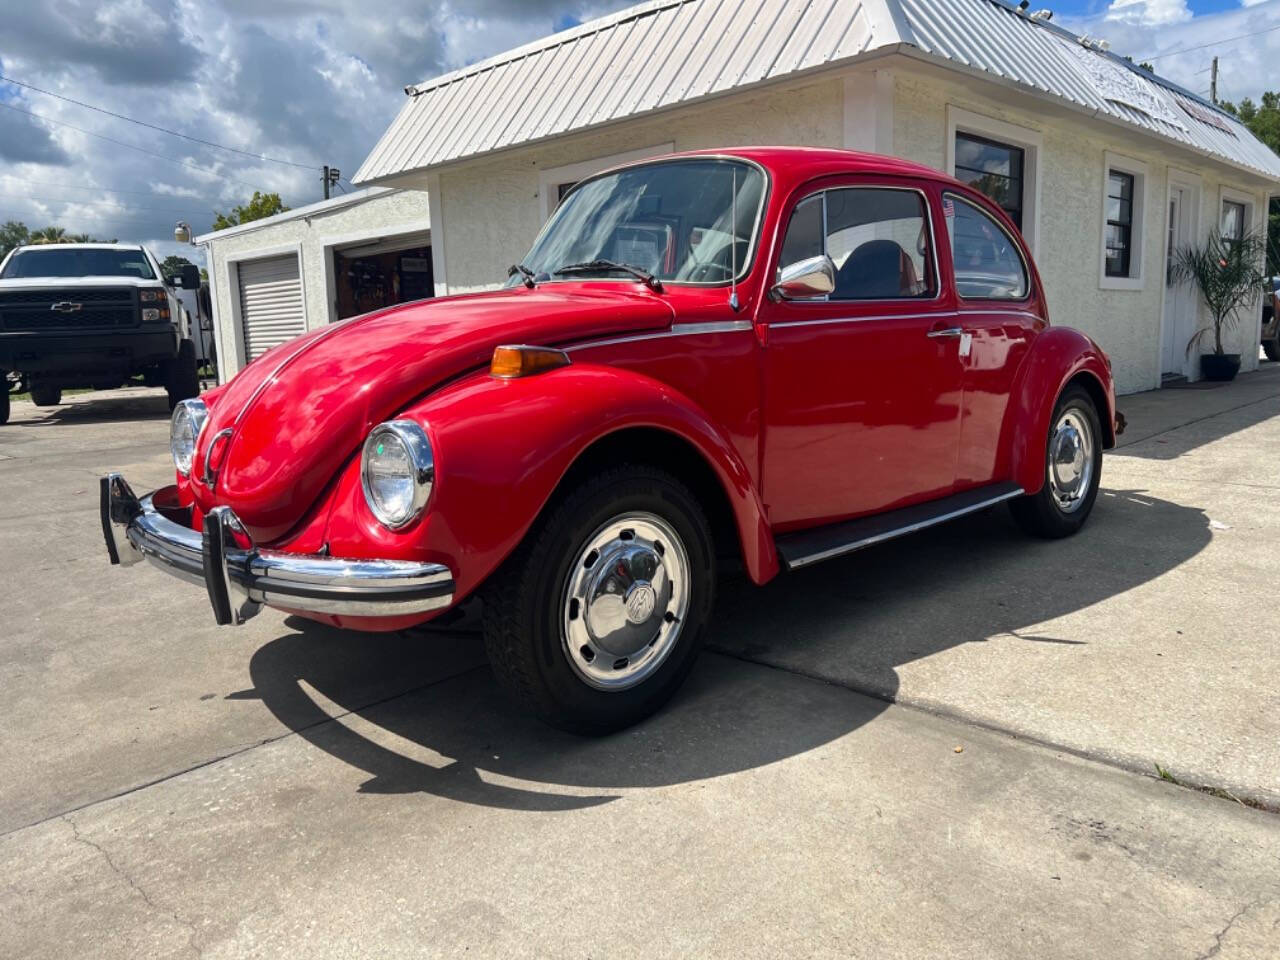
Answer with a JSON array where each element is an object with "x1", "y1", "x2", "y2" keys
[
  {"x1": 322, "y1": 165, "x2": 340, "y2": 200},
  {"x1": 1210, "y1": 56, "x2": 1218, "y2": 105}
]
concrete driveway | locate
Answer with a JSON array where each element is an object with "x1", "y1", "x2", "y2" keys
[{"x1": 2, "y1": 377, "x2": 1279, "y2": 958}]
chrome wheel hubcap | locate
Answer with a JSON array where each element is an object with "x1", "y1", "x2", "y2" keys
[
  {"x1": 562, "y1": 512, "x2": 691, "y2": 691},
  {"x1": 1048, "y1": 409, "x2": 1094, "y2": 513}
]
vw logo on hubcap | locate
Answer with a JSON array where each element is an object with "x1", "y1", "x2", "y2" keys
[{"x1": 624, "y1": 582, "x2": 657, "y2": 624}]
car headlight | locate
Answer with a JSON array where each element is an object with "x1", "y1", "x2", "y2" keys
[
  {"x1": 361, "y1": 420, "x2": 434, "y2": 529},
  {"x1": 170, "y1": 398, "x2": 208, "y2": 476}
]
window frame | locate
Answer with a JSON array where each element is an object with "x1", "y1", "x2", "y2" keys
[
  {"x1": 775, "y1": 183, "x2": 942, "y2": 304},
  {"x1": 1098, "y1": 152, "x2": 1148, "y2": 291},
  {"x1": 942, "y1": 190, "x2": 1032, "y2": 303},
  {"x1": 945, "y1": 106, "x2": 1042, "y2": 255}
]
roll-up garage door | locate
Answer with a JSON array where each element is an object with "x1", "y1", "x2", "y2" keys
[{"x1": 237, "y1": 254, "x2": 304, "y2": 362}]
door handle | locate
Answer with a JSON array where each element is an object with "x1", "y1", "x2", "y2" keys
[{"x1": 927, "y1": 326, "x2": 964, "y2": 339}]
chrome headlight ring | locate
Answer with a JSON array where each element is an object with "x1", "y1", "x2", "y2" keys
[
  {"x1": 169, "y1": 398, "x2": 209, "y2": 476},
  {"x1": 360, "y1": 420, "x2": 435, "y2": 530}
]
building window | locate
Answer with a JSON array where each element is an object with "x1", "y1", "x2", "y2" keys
[
  {"x1": 1105, "y1": 171, "x2": 1135, "y2": 278},
  {"x1": 1098, "y1": 153, "x2": 1147, "y2": 290},
  {"x1": 953, "y1": 132, "x2": 1025, "y2": 230},
  {"x1": 1221, "y1": 200, "x2": 1246, "y2": 247}
]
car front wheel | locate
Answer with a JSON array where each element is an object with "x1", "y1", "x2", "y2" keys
[
  {"x1": 483, "y1": 464, "x2": 716, "y2": 734},
  {"x1": 1009, "y1": 384, "x2": 1103, "y2": 538}
]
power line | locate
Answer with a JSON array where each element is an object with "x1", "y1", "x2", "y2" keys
[
  {"x1": 1140, "y1": 22, "x2": 1280, "y2": 62},
  {"x1": 0, "y1": 101, "x2": 274, "y2": 196},
  {"x1": 0, "y1": 74, "x2": 317, "y2": 170}
]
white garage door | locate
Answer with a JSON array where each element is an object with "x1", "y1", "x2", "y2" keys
[{"x1": 237, "y1": 254, "x2": 305, "y2": 362}]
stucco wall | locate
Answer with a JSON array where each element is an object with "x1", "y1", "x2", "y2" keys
[
  {"x1": 204, "y1": 188, "x2": 431, "y2": 380},
  {"x1": 893, "y1": 70, "x2": 1270, "y2": 393}
]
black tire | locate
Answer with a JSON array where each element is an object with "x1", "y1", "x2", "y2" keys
[
  {"x1": 0, "y1": 387, "x2": 8, "y2": 425},
  {"x1": 29, "y1": 382, "x2": 62, "y2": 407},
  {"x1": 1009, "y1": 384, "x2": 1103, "y2": 538},
  {"x1": 1264, "y1": 338, "x2": 1280, "y2": 362},
  {"x1": 482, "y1": 464, "x2": 717, "y2": 734},
  {"x1": 166, "y1": 339, "x2": 200, "y2": 411}
]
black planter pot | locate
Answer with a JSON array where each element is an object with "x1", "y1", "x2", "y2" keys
[{"x1": 1200, "y1": 353, "x2": 1241, "y2": 382}]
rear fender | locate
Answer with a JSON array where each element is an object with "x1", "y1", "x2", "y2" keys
[
  {"x1": 320, "y1": 363, "x2": 778, "y2": 605},
  {"x1": 1007, "y1": 327, "x2": 1117, "y2": 495}
]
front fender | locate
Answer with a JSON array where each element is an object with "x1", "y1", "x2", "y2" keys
[
  {"x1": 1007, "y1": 327, "x2": 1116, "y2": 495},
  {"x1": 321, "y1": 363, "x2": 777, "y2": 609}
]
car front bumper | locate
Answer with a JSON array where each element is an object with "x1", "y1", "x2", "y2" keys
[{"x1": 100, "y1": 473, "x2": 455, "y2": 626}]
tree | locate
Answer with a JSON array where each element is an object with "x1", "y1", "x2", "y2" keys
[
  {"x1": 161, "y1": 254, "x2": 196, "y2": 277},
  {"x1": 1221, "y1": 92, "x2": 1280, "y2": 274},
  {"x1": 1171, "y1": 230, "x2": 1268, "y2": 356},
  {"x1": 0, "y1": 221, "x2": 30, "y2": 261},
  {"x1": 212, "y1": 191, "x2": 289, "y2": 230}
]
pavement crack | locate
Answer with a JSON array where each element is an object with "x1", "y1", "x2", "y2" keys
[
  {"x1": 62, "y1": 814, "x2": 203, "y2": 958},
  {"x1": 1194, "y1": 897, "x2": 1266, "y2": 960}
]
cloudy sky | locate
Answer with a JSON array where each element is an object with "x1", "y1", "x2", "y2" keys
[{"x1": 0, "y1": 0, "x2": 1275, "y2": 266}]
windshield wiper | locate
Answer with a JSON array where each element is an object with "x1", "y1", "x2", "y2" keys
[
  {"x1": 554, "y1": 259, "x2": 664, "y2": 292},
  {"x1": 508, "y1": 263, "x2": 537, "y2": 289}
]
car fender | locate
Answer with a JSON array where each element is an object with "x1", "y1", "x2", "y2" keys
[
  {"x1": 1006, "y1": 326, "x2": 1116, "y2": 495},
  {"x1": 320, "y1": 363, "x2": 779, "y2": 606}
]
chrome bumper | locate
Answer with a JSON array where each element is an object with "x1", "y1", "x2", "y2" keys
[{"x1": 100, "y1": 473, "x2": 454, "y2": 625}]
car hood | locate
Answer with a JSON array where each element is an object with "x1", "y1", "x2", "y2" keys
[
  {"x1": 0, "y1": 276, "x2": 159, "y2": 289},
  {"x1": 195, "y1": 285, "x2": 674, "y2": 542}
]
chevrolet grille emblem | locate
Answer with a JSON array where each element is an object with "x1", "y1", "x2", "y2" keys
[{"x1": 50, "y1": 301, "x2": 83, "y2": 314}]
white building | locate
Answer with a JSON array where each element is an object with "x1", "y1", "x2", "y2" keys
[
  {"x1": 346, "y1": 0, "x2": 1280, "y2": 395},
  {"x1": 198, "y1": 187, "x2": 431, "y2": 378}
]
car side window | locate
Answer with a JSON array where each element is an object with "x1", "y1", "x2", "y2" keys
[
  {"x1": 777, "y1": 187, "x2": 935, "y2": 300},
  {"x1": 944, "y1": 194, "x2": 1029, "y2": 300}
]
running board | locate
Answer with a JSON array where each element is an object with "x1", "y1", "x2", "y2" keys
[{"x1": 776, "y1": 482, "x2": 1024, "y2": 571}]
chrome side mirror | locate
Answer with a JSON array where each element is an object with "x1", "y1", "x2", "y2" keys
[{"x1": 771, "y1": 254, "x2": 836, "y2": 301}]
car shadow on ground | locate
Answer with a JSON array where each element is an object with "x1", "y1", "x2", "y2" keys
[
  {"x1": 8, "y1": 391, "x2": 170, "y2": 425},
  {"x1": 241, "y1": 486, "x2": 1210, "y2": 812}
]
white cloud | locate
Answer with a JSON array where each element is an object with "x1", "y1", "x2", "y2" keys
[
  {"x1": 0, "y1": 0, "x2": 635, "y2": 250},
  {"x1": 1105, "y1": 0, "x2": 1192, "y2": 25}
]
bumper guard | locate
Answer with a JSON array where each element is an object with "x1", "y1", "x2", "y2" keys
[{"x1": 101, "y1": 473, "x2": 454, "y2": 625}]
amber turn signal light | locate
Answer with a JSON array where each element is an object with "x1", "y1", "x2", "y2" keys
[{"x1": 490, "y1": 344, "x2": 571, "y2": 379}]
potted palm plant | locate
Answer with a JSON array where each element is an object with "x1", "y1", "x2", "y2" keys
[{"x1": 1171, "y1": 229, "x2": 1266, "y2": 382}]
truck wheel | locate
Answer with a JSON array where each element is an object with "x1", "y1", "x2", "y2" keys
[
  {"x1": 1009, "y1": 384, "x2": 1103, "y2": 539},
  {"x1": 166, "y1": 339, "x2": 200, "y2": 410},
  {"x1": 30, "y1": 383, "x2": 62, "y2": 407},
  {"x1": 483, "y1": 464, "x2": 716, "y2": 734},
  {"x1": 0, "y1": 387, "x2": 8, "y2": 425},
  {"x1": 1265, "y1": 338, "x2": 1280, "y2": 362}
]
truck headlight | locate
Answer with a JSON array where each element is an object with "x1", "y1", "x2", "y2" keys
[
  {"x1": 170, "y1": 399, "x2": 208, "y2": 476},
  {"x1": 361, "y1": 420, "x2": 434, "y2": 529}
]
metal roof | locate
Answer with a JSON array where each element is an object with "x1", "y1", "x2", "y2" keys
[
  {"x1": 194, "y1": 186, "x2": 400, "y2": 244},
  {"x1": 353, "y1": 0, "x2": 1280, "y2": 185}
]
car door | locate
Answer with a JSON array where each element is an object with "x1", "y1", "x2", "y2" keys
[
  {"x1": 759, "y1": 177, "x2": 964, "y2": 529},
  {"x1": 940, "y1": 192, "x2": 1044, "y2": 490}
]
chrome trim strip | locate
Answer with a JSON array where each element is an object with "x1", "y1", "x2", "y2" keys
[
  {"x1": 784, "y1": 488, "x2": 1025, "y2": 570},
  {"x1": 955, "y1": 308, "x2": 1044, "y2": 322},
  {"x1": 568, "y1": 319, "x2": 752, "y2": 352},
  {"x1": 773, "y1": 310, "x2": 948, "y2": 329},
  {"x1": 101, "y1": 474, "x2": 455, "y2": 622}
]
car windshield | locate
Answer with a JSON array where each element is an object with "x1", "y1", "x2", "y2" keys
[
  {"x1": 512, "y1": 158, "x2": 766, "y2": 287},
  {"x1": 0, "y1": 248, "x2": 155, "y2": 280}
]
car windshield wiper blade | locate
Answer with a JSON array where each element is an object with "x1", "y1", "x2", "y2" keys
[
  {"x1": 507, "y1": 263, "x2": 537, "y2": 289},
  {"x1": 554, "y1": 259, "x2": 664, "y2": 292}
]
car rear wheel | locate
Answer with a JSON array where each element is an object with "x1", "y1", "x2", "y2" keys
[
  {"x1": 166, "y1": 339, "x2": 200, "y2": 411},
  {"x1": 482, "y1": 464, "x2": 716, "y2": 734},
  {"x1": 1009, "y1": 384, "x2": 1103, "y2": 539},
  {"x1": 30, "y1": 382, "x2": 62, "y2": 407}
]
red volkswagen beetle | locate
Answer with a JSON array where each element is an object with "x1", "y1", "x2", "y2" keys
[{"x1": 103, "y1": 147, "x2": 1117, "y2": 732}]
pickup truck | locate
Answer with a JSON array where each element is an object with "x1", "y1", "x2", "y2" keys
[{"x1": 0, "y1": 242, "x2": 201, "y2": 424}]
